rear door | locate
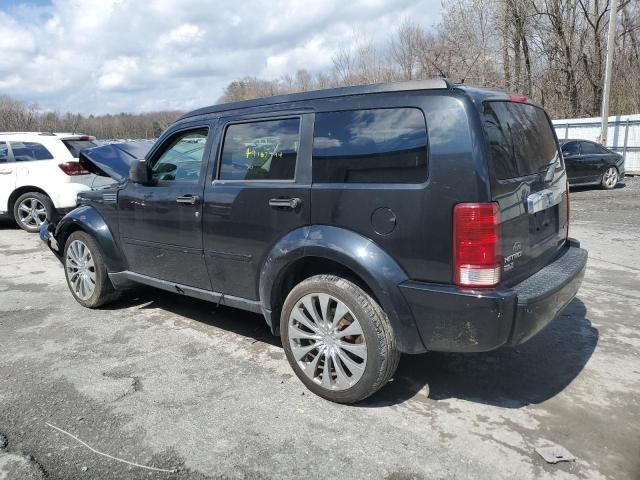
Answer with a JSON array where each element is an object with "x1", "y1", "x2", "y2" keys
[
  {"x1": 10, "y1": 141, "x2": 62, "y2": 193},
  {"x1": 202, "y1": 114, "x2": 312, "y2": 299},
  {"x1": 0, "y1": 142, "x2": 16, "y2": 214},
  {"x1": 561, "y1": 141, "x2": 583, "y2": 183},
  {"x1": 482, "y1": 100, "x2": 569, "y2": 285},
  {"x1": 579, "y1": 141, "x2": 608, "y2": 182}
]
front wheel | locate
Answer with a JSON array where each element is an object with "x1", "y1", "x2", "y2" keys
[
  {"x1": 281, "y1": 275, "x2": 400, "y2": 404},
  {"x1": 601, "y1": 166, "x2": 619, "y2": 190},
  {"x1": 63, "y1": 231, "x2": 120, "y2": 308}
]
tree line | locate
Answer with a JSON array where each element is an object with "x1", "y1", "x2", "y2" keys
[
  {"x1": 0, "y1": 95, "x2": 182, "y2": 139},
  {"x1": 219, "y1": 0, "x2": 639, "y2": 119}
]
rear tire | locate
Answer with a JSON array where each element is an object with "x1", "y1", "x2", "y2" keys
[
  {"x1": 13, "y1": 192, "x2": 54, "y2": 233},
  {"x1": 63, "y1": 231, "x2": 120, "y2": 308},
  {"x1": 280, "y1": 275, "x2": 400, "y2": 404},
  {"x1": 601, "y1": 166, "x2": 618, "y2": 190}
]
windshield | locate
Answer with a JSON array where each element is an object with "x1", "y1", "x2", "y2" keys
[
  {"x1": 63, "y1": 139, "x2": 98, "y2": 158},
  {"x1": 482, "y1": 101, "x2": 560, "y2": 180}
]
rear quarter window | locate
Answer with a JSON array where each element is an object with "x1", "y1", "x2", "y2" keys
[
  {"x1": 10, "y1": 142, "x2": 53, "y2": 162},
  {"x1": 312, "y1": 108, "x2": 428, "y2": 184}
]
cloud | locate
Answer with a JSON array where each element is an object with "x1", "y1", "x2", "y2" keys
[{"x1": 0, "y1": 0, "x2": 441, "y2": 114}]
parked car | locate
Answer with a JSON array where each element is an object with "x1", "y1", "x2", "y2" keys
[
  {"x1": 0, "y1": 132, "x2": 98, "y2": 232},
  {"x1": 560, "y1": 138, "x2": 625, "y2": 189},
  {"x1": 40, "y1": 80, "x2": 587, "y2": 403}
]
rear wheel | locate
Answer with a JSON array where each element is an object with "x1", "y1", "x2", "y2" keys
[
  {"x1": 63, "y1": 231, "x2": 120, "y2": 308},
  {"x1": 13, "y1": 192, "x2": 54, "y2": 233},
  {"x1": 601, "y1": 166, "x2": 618, "y2": 190},
  {"x1": 280, "y1": 275, "x2": 400, "y2": 404}
]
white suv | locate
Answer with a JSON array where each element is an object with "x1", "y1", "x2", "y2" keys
[{"x1": 0, "y1": 132, "x2": 98, "y2": 232}]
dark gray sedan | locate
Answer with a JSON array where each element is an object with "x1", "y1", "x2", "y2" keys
[{"x1": 560, "y1": 139, "x2": 625, "y2": 189}]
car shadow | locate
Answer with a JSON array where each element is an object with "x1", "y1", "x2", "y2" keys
[
  {"x1": 107, "y1": 287, "x2": 282, "y2": 348},
  {"x1": 0, "y1": 218, "x2": 18, "y2": 230},
  {"x1": 362, "y1": 297, "x2": 597, "y2": 408},
  {"x1": 106, "y1": 290, "x2": 596, "y2": 409},
  {"x1": 570, "y1": 181, "x2": 626, "y2": 192}
]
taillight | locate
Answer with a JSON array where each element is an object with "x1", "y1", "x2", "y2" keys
[
  {"x1": 509, "y1": 94, "x2": 528, "y2": 103},
  {"x1": 58, "y1": 161, "x2": 89, "y2": 176},
  {"x1": 566, "y1": 180, "x2": 570, "y2": 238},
  {"x1": 453, "y1": 203, "x2": 501, "y2": 288}
]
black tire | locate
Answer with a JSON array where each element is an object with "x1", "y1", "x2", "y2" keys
[
  {"x1": 280, "y1": 275, "x2": 400, "y2": 404},
  {"x1": 13, "y1": 192, "x2": 55, "y2": 233},
  {"x1": 63, "y1": 231, "x2": 121, "y2": 308},
  {"x1": 600, "y1": 166, "x2": 619, "y2": 190}
]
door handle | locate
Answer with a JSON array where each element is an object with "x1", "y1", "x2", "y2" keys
[
  {"x1": 0, "y1": 169, "x2": 12, "y2": 175},
  {"x1": 176, "y1": 195, "x2": 200, "y2": 205},
  {"x1": 269, "y1": 197, "x2": 301, "y2": 209}
]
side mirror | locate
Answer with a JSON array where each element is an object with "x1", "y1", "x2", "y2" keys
[{"x1": 129, "y1": 161, "x2": 152, "y2": 185}]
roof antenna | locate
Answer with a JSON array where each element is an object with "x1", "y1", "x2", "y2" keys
[{"x1": 460, "y1": 52, "x2": 482, "y2": 85}]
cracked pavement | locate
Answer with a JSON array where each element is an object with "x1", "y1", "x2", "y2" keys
[{"x1": 0, "y1": 178, "x2": 639, "y2": 479}]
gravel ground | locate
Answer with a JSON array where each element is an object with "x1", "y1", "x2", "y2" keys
[{"x1": 0, "y1": 177, "x2": 639, "y2": 480}]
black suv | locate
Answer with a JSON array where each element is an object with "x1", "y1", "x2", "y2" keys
[{"x1": 40, "y1": 79, "x2": 587, "y2": 403}]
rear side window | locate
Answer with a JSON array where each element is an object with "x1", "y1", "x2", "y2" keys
[
  {"x1": 0, "y1": 142, "x2": 8, "y2": 163},
  {"x1": 63, "y1": 139, "x2": 97, "y2": 158},
  {"x1": 219, "y1": 118, "x2": 299, "y2": 181},
  {"x1": 10, "y1": 142, "x2": 53, "y2": 162},
  {"x1": 482, "y1": 102, "x2": 559, "y2": 180},
  {"x1": 312, "y1": 108, "x2": 428, "y2": 184},
  {"x1": 580, "y1": 141, "x2": 608, "y2": 155}
]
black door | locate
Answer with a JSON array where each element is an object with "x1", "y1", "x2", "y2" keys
[
  {"x1": 561, "y1": 141, "x2": 582, "y2": 183},
  {"x1": 117, "y1": 125, "x2": 213, "y2": 289},
  {"x1": 202, "y1": 114, "x2": 312, "y2": 299},
  {"x1": 578, "y1": 141, "x2": 608, "y2": 182}
]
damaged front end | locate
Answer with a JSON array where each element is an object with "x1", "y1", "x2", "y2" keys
[{"x1": 38, "y1": 140, "x2": 153, "y2": 259}]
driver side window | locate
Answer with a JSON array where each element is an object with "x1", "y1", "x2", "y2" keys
[{"x1": 151, "y1": 128, "x2": 208, "y2": 183}]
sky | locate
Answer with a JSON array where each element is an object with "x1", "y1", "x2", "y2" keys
[{"x1": 0, "y1": 0, "x2": 440, "y2": 115}]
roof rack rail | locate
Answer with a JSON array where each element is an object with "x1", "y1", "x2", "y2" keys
[{"x1": 181, "y1": 78, "x2": 452, "y2": 120}]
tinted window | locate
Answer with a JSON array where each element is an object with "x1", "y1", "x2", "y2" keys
[
  {"x1": 312, "y1": 108, "x2": 428, "y2": 184},
  {"x1": 10, "y1": 142, "x2": 53, "y2": 162},
  {"x1": 580, "y1": 141, "x2": 607, "y2": 155},
  {"x1": 219, "y1": 119, "x2": 299, "y2": 181},
  {"x1": 63, "y1": 139, "x2": 98, "y2": 158},
  {"x1": 561, "y1": 142, "x2": 580, "y2": 156},
  {"x1": 482, "y1": 102, "x2": 559, "y2": 180},
  {"x1": 0, "y1": 142, "x2": 8, "y2": 163},
  {"x1": 151, "y1": 128, "x2": 208, "y2": 183}
]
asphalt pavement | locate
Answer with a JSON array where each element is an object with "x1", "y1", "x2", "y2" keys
[{"x1": 0, "y1": 177, "x2": 639, "y2": 479}]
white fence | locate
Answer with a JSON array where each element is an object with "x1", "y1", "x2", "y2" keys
[{"x1": 552, "y1": 114, "x2": 640, "y2": 174}]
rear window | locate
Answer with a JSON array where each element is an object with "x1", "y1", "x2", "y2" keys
[
  {"x1": 312, "y1": 108, "x2": 428, "y2": 184},
  {"x1": 482, "y1": 101, "x2": 560, "y2": 180},
  {"x1": 63, "y1": 139, "x2": 98, "y2": 158}
]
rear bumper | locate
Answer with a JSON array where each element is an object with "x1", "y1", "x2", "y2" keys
[{"x1": 399, "y1": 239, "x2": 587, "y2": 352}]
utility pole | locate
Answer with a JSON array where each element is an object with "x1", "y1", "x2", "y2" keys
[{"x1": 599, "y1": 0, "x2": 618, "y2": 145}]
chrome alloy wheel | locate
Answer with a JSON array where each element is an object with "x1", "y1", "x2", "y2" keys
[
  {"x1": 288, "y1": 293, "x2": 367, "y2": 390},
  {"x1": 17, "y1": 197, "x2": 47, "y2": 229},
  {"x1": 604, "y1": 167, "x2": 618, "y2": 188},
  {"x1": 65, "y1": 240, "x2": 96, "y2": 300}
]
